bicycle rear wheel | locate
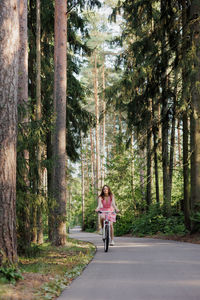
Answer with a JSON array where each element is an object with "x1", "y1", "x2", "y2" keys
[{"x1": 104, "y1": 224, "x2": 109, "y2": 252}]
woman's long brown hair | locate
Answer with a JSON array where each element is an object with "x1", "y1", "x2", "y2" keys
[{"x1": 99, "y1": 185, "x2": 113, "y2": 199}]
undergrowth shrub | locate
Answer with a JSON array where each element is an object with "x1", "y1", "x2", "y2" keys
[
  {"x1": 114, "y1": 209, "x2": 134, "y2": 236},
  {"x1": 114, "y1": 205, "x2": 187, "y2": 237},
  {"x1": 132, "y1": 206, "x2": 187, "y2": 236},
  {"x1": 0, "y1": 266, "x2": 24, "y2": 284},
  {"x1": 84, "y1": 192, "x2": 97, "y2": 232}
]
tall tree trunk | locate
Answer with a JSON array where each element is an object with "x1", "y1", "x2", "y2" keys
[
  {"x1": 28, "y1": 0, "x2": 38, "y2": 243},
  {"x1": 131, "y1": 133, "x2": 136, "y2": 210},
  {"x1": 81, "y1": 134, "x2": 85, "y2": 231},
  {"x1": 94, "y1": 51, "x2": 101, "y2": 230},
  {"x1": 102, "y1": 60, "x2": 106, "y2": 186},
  {"x1": 52, "y1": 0, "x2": 67, "y2": 245},
  {"x1": 161, "y1": 0, "x2": 171, "y2": 216},
  {"x1": 86, "y1": 146, "x2": 90, "y2": 194},
  {"x1": 146, "y1": 99, "x2": 152, "y2": 208},
  {"x1": 94, "y1": 51, "x2": 100, "y2": 194},
  {"x1": 28, "y1": 0, "x2": 36, "y2": 103},
  {"x1": 0, "y1": 0, "x2": 19, "y2": 265},
  {"x1": 18, "y1": 0, "x2": 28, "y2": 112},
  {"x1": 152, "y1": 102, "x2": 160, "y2": 205},
  {"x1": 190, "y1": 0, "x2": 200, "y2": 231},
  {"x1": 182, "y1": 0, "x2": 190, "y2": 230},
  {"x1": 17, "y1": 0, "x2": 31, "y2": 252},
  {"x1": 47, "y1": 131, "x2": 54, "y2": 241},
  {"x1": 36, "y1": 0, "x2": 43, "y2": 245},
  {"x1": 177, "y1": 120, "x2": 182, "y2": 163},
  {"x1": 169, "y1": 94, "x2": 176, "y2": 200},
  {"x1": 158, "y1": 102, "x2": 162, "y2": 149},
  {"x1": 68, "y1": 185, "x2": 71, "y2": 232},
  {"x1": 90, "y1": 128, "x2": 95, "y2": 190},
  {"x1": 31, "y1": 197, "x2": 37, "y2": 243},
  {"x1": 183, "y1": 113, "x2": 190, "y2": 226},
  {"x1": 139, "y1": 146, "x2": 145, "y2": 202}
]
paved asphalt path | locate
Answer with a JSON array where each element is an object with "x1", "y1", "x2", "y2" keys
[{"x1": 58, "y1": 228, "x2": 200, "y2": 300}]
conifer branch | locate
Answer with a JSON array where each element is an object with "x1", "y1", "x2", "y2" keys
[{"x1": 66, "y1": 1, "x2": 79, "y2": 15}]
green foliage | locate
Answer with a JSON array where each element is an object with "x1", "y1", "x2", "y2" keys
[
  {"x1": 0, "y1": 267, "x2": 24, "y2": 284},
  {"x1": 171, "y1": 167, "x2": 184, "y2": 206},
  {"x1": 0, "y1": 240, "x2": 95, "y2": 299},
  {"x1": 19, "y1": 244, "x2": 42, "y2": 259},
  {"x1": 190, "y1": 211, "x2": 200, "y2": 232},
  {"x1": 114, "y1": 209, "x2": 134, "y2": 236},
  {"x1": 38, "y1": 276, "x2": 68, "y2": 299},
  {"x1": 84, "y1": 190, "x2": 97, "y2": 232},
  {"x1": 64, "y1": 265, "x2": 83, "y2": 279},
  {"x1": 132, "y1": 206, "x2": 187, "y2": 237},
  {"x1": 67, "y1": 177, "x2": 82, "y2": 228}
]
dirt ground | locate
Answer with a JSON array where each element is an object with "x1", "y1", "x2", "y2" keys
[{"x1": 0, "y1": 273, "x2": 53, "y2": 300}]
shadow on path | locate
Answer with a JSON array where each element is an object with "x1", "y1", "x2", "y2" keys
[{"x1": 58, "y1": 228, "x2": 200, "y2": 300}]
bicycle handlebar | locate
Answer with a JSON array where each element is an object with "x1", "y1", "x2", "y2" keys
[{"x1": 97, "y1": 210, "x2": 116, "y2": 214}]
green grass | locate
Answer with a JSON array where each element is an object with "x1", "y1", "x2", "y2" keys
[{"x1": 0, "y1": 238, "x2": 96, "y2": 300}]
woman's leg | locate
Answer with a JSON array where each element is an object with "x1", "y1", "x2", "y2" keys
[
  {"x1": 100, "y1": 216, "x2": 104, "y2": 228},
  {"x1": 110, "y1": 222, "x2": 114, "y2": 240}
]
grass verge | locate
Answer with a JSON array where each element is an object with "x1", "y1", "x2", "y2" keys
[{"x1": 0, "y1": 238, "x2": 96, "y2": 300}]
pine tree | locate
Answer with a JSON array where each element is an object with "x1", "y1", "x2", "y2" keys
[
  {"x1": 52, "y1": 0, "x2": 67, "y2": 246},
  {"x1": 189, "y1": 0, "x2": 200, "y2": 231},
  {"x1": 17, "y1": 0, "x2": 31, "y2": 253},
  {"x1": 0, "y1": 0, "x2": 19, "y2": 264}
]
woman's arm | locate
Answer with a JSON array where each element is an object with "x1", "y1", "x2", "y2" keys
[
  {"x1": 112, "y1": 195, "x2": 119, "y2": 212},
  {"x1": 95, "y1": 197, "x2": 102, "y2": 211}
]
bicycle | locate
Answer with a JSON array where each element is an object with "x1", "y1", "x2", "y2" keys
[{"x1": 98, "y1": 210, "x2": 116, "y2": 252}]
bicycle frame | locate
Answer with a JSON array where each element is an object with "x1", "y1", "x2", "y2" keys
[
  {"x1": 102, "y1": 212, "x2": 111, "y2": 234},
  {"x1": 98, "y1": 210, "x2": 116, "y2": 252}
]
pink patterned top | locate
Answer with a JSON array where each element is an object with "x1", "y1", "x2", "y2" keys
[
  {"x1": 100, "y1": 196, "x2": 116, "y2": 222},
  {"x1": 101, "y1": 196, "x2": 113, "y2": 210}
]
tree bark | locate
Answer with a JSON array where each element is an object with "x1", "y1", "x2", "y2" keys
[
  {"x1": 189, "y1": 0, "x2": 200, "y2": 231},
  {"x1": 152, "y1": 102, "x2": 160, "y2": 205},
  {"x1": 81, "y1": 134, "x2": 85, "y2": 231},
  {"x1": 169, "y1": 96, "x2": 176, "y2": 200},
  {"x1": 131, "y1": 133, "x2": 136, "y2": 210},
  {"x1": 161, "y1": 0, "x2": 171, "y2": 216},
  {"x1": 31, "y1": 204, "x2": 37, "y2": 243},
  {"x1": 158, "y1": 103, "x2": 162, "y2": 149},
  {"x1": 18, "y1": 0, "x2": 28, "y2": 111},
  {"x1": 52, "y1": 0, "x2": 67, "y2": 245},
  {"x1": 94, "y1": 51, "x2": 101, "y2": 230},
  {"x1": 47, "y1": 131, "x2": 54, "y2": 241},
  {"x1": 177, "y1": 120, "x2": 182, "y2": 163},
  {"x1": 90, "y1": 128, "x2": 95, "y2": 190},
  {"x1": 17, "y1": 0, "x2": 31, "y2": 252},
  {"x1": 183, "y1": 113, "x2": 190, "y2": 227},
  {"x1": 94, "y1": 51, "x2": 100, "y2": 194},
  {"x1": 139, "y1": 146, "x2": 145, "y2": 202},
  {"x1": 102, "y1": 60, "x2": 106, "y2": 186},
  {"x1": 146, "y1": 99, "x2": 152, "y2": 208},
  {"x1": 182, "y1": 0, "x2": 190, "y2": 230},
  {"x1": 0, "y1": 0, "x2": 19, "y2": 265},
  {"x1": 36, "y1": 0, "x2": 43, "y2": 245}
]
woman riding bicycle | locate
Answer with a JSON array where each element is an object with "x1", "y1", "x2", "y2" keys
[{"x1": 95, "y1": 185, "x2": 119, "y2": 246}]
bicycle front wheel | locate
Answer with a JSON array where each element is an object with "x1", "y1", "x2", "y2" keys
[{"x1": 104, "y1": 224, "x2": 109, "y2": 252}]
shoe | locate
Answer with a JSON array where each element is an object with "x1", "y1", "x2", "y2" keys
[{"x1": 110, "y1": 240, "x2": 115, "y2": 246}]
